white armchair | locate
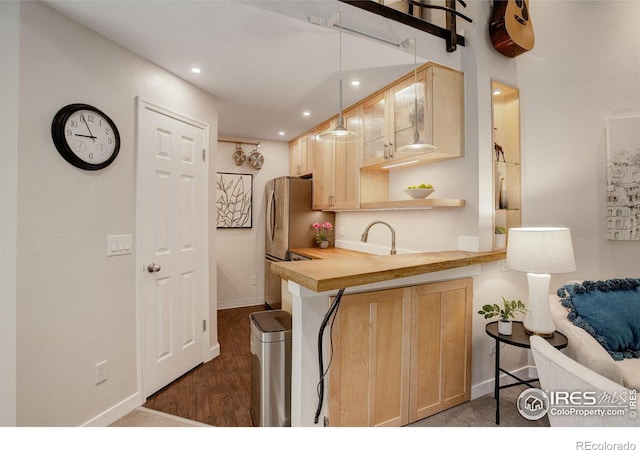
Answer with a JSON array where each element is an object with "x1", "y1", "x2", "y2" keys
[{"x1": 530, "y1": 335, "x2": 637, "y2": 427}]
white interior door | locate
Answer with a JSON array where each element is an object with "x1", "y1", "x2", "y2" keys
[{"x1": 137, "y1": 98, "x2": 209, "y2": 397}]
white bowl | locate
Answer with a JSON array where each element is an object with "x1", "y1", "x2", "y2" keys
[{"x1": 403, "y1": 188, "x2": 435, "y2": 199}]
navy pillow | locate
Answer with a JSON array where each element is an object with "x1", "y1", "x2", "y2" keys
[{"x1": 557, "y1": 279, "x2": 640, "y2": 361}]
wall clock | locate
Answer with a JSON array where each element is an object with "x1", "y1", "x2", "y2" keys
[{"x1": 51, "y1": 103, "x2": 120, "y2": 170}]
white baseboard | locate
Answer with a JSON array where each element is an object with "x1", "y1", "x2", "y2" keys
[
  {"x1": 208, "y1": 341, "x2": 220, "y2": 361},
  {"x1": 471, "y1": 365, "x2": 535, "y2": 400},
  {"x1": 81, "y1": 392, "x2": 143, "y2": 427},
  {"x1": 217, "y1": 297, "x2": 264, "y2": 310}
]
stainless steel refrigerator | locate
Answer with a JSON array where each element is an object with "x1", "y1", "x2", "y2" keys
[{"x1": 264, "y1": 176, "x2": 334, "y2": 309}]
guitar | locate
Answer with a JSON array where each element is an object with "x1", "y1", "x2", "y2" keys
[{"x1": 490, "y1": 0, "x2": 535, "y2": 58}]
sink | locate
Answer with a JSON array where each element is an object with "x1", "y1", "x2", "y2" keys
[{"x1": 333, "y1": 240, "x2": 417, "y2": 256}]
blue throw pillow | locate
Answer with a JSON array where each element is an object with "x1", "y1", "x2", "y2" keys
[{"x1": 557, "y1": 279, "x2": 640, "y2": 361}]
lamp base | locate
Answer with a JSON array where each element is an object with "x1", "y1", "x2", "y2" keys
[
  {"x1": 523, "y1": 327, "x2": 554, "y2": 338},
  {"x1": 522, "y1": 273, "x2": 556, "y2": 336}
]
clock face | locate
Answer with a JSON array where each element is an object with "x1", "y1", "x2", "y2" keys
[{"x1": 52, "y1": 104, "x2": 120, "y2": 170}]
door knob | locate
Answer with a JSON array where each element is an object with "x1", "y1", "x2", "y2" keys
[{"x1": 147, "y1": 263, "x2": 161, "y2": 273}]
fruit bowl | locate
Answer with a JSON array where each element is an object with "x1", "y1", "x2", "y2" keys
[{"x1": 403, "y1": 188, "x2": 435, "y2": 199}]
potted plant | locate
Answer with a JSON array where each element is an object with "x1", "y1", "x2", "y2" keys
[
  {"x1": 312, "y1": 222, "x2": 333, "y2": 248},
  {"x1": 495, "y1": 226, "x2": 507, "y2": 248},
  {"x1": 477, "y1": 297, "x2": 527, "y2": 335}
]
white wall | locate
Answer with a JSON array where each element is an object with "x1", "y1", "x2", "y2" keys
[
  {"x1": 519, "y1": 0, "x2": 640, "y2": 280},
  {"x1": 0, "y1": 0, "x2": 20, "y2": 427},
  {"x1": 215, "y1": 139, "x2": 290, "y2": 309},
  {"x1": 15, "y1": 2, "x2": 219, "y2": 426}
]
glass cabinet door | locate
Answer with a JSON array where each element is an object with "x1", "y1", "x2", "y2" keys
[
  {"x1": 392, "y1": 71, "x2": 427, "y2": 153},
  {"x1": 362, "y1": 91, "x2": 389, "y2": 167}
]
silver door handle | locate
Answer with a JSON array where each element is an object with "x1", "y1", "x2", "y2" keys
[
  {"x1": 147, "y1": 263, "x2": 161, "y2": 273},
  {"x1": 267, "y1": 189, "x2": 276, "y2": 245}
]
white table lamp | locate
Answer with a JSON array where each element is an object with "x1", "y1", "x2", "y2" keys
[{"x1": 506, "y1": 227, "x2": 576, "y2": 336}]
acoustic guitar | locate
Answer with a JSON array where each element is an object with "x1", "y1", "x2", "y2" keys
[{"x1": 490, "y1": 0, "x2": 535, "y2": 58}]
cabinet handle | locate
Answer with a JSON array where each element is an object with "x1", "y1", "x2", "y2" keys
[
  {"x1": 384, "y1": 143, "x2": 389, "y2": 159},
  {"x1": 389, "y1": 142, "x2": 394, "y2": 159}
]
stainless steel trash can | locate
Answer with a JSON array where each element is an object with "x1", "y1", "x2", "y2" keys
[{"x1": 249, "y1": 310, "x2": 292, "y2": 427}]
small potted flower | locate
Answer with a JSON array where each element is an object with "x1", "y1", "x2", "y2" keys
[
  {"x1": 477, "y1": 297, "x2": 527, "y2": 335},
  {"x1": 495, "y1": 226, "x2": 507, "y2": 248},
  {"x1": 312, "y1": 222, "x2": 333, "y2": 248}
]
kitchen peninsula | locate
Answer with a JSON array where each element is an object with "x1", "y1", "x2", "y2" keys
[{"x1": 271, "y1": 248, "x2": 506, "y2": 426}]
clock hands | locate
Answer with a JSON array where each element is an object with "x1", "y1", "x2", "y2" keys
[
  {"x1": 74, "y1": 134, "x2": 96, "y2": 138},
  {"x1": 80, "y1": 112, "x2": 97, "y2": 142}
]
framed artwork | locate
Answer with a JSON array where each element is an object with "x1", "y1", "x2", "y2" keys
[
  {"x1": 606, "y1": 116, "x2": 640, "y2": 240},
  {"x1": 216, "y1": 172, "x2": 253, "y2": 229}
]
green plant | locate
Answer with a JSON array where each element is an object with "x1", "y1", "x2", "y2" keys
[
  {"x1": 477, "y1": 297, "x2": 527, "y2": 321},
  {"x1": 495, "y1": 226, "x2": 506, "y2": 235}
]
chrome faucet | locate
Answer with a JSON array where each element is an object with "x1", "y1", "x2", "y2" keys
[{"x1": 360, "y1": 221, "x2": 397, "y2": 255}]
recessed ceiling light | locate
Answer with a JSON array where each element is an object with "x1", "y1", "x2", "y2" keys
[
  {"x1": 191, "y1": 67, "x2": 201, "y2": 74},
  {"x1": 278, "y1": 131, "x2": 285, "y2": 136},
  {"x1": 493, "y1": 88, "x2": 502, "y2": 96},
  {"x1": 303, "y1": 111, "x2": 311, "y2": 117},
  {"x1": 351, "y1": 80, "x2": 361, "y2": 86}
]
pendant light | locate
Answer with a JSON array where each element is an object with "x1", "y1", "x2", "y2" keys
[
  {"x1": 397, "y1": 37, "x2": 437, "y2": 154},
  {"x1": 318, "y1": 11, "x2": 361, "y2": 143}
]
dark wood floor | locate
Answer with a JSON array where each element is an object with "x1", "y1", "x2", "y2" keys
[{"x1": 143, "y1": 304, "x2": 266, "y2": 427}]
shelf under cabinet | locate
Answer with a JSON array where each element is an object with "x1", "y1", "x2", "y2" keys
[{"x1": 326, "y1": 198, "x2": 465, "y2": 211}]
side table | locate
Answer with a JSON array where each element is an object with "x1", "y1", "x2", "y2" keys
[{"x1": 485, "y1": 321, "x2": 568, "y2": 425}]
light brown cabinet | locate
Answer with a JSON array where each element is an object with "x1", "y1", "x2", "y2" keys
[
  {"x1": 289, "y1": 132, "x2": 314, "y2": 177},
  {"x1": 491, "y1": 81, "x2": 522, "y2": 249},
  {"x1": 293, "y1": 61, "x2": 465, "y2": 212},
  {"x1": 312, "y1": 107, "x2": 362, "y2": 210},
  {"x1": 361, "y1": 63, "x2": 464, "y2": 171},
  {"x1": 359, "y1": 63, "x2": 465, "y2": 208},
  {"x1": 327, "y1": 278, "x2": 472, "y2": 426}
]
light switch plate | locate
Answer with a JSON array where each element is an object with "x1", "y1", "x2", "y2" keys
[{"x1": 107, "y1": 234, "x2": 133, "y2": 257}]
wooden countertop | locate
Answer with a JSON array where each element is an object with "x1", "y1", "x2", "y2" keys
[
  {"x1": 289, "y1": 247, "x2": 375, "y2": 260},
  {"x1": 272, "y1": 248, "x2": 507, "y2": 292}
]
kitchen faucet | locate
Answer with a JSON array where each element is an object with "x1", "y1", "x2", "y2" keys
[{"x1": 360, "y1": 221, "x2": 396, "y2": 255}]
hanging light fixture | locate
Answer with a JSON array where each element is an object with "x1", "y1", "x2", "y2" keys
[
  {"x1": 318, "y1": 11, "x2": 361, "y2": 144},
  {"x1": 397, "y1": 37, "x2": 437, "y2": 154}
]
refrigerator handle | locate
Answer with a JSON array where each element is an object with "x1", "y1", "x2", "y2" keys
[{"x1": 266, "y1": 188, "x2": 276, "y2": 245}]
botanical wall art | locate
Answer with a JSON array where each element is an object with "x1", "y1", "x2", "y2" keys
[
  {"x1": 216, "y1": 172, "x2": 252, "y2": 229},
  {"x1": 606, "y1": 116, "x2": 640, "y2": 240}
]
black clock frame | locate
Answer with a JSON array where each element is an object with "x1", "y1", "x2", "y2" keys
[{"x1": 51, "y1": 103, "x2": 120, "y2": 171}]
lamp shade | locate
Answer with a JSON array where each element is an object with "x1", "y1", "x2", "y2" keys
[{"x1": 506, "y1": 227, "x2": 576, "y2": 274}]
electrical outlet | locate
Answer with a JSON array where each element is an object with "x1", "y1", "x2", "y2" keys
[
  {"x1": 96, "y1": 360, "x2": 108, "y2": 385},
  {"x1": 249, "y1": 275, "x2": 257, "y2": 285},
  {"x1": 338, "y1": 227, "x2": 345, "y2": 238}
]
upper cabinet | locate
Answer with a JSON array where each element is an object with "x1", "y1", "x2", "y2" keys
[
  {"x1": 312, "y1": 106, "x2": 363, "y2": 210},
  {"x1": 292, "y1": 61, "x2": 465, "y2": 211},
  {"x1": 289, "y1": 132, "x2": 314, "y2": 177},
  {"x1": 361, "y1": 63, "x2": 464, "y2": 171},
  {"x1": 491, "y1": 81, "x2": 522, "y2": 249}
]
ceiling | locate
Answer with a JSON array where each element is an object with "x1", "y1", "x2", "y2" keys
[{"x1": 44, "y1": 0, "x2": 445, "y2": 142}]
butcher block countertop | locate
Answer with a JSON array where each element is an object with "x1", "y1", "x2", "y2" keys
[{"x1": 272, "y1": 248, "x2": 507, "y2": 292}]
